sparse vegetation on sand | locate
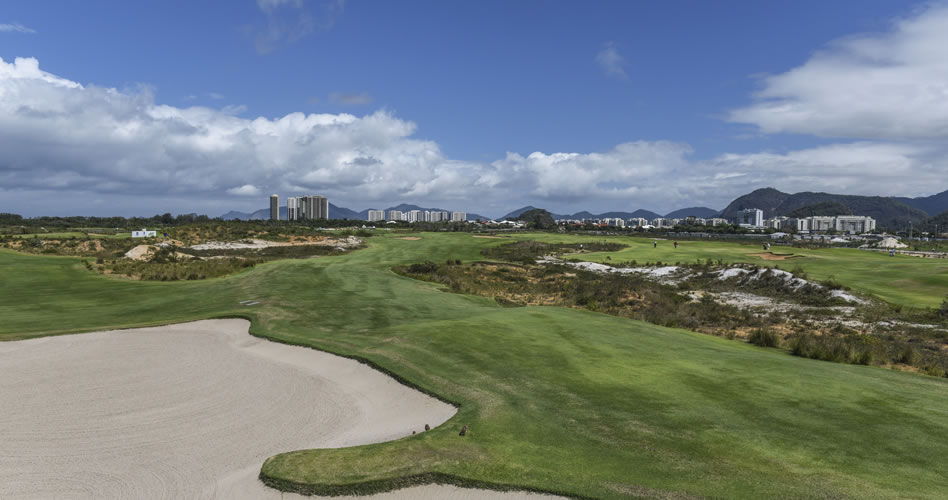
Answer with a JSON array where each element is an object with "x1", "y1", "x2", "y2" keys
[{"x1": 1, "y1": 233, "x2": 947, "y2": 498}]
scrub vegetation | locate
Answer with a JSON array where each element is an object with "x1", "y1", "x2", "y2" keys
[{"x1": 1, "y1": 233, "x2": 947, "y2": 498}]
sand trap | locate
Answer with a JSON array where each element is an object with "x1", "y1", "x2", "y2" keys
[
  {"x1": 124, "y1": 244, "x2": 156, "y2": 260},
  {"x1": 748, "y1": 252, "x2": 799, "y2": 261},
  {"x1": 397, "y1": 236, "x2": 422, "y2": 240},
  {"x1": 0, "y1": 320, "x2": 560, "y2": 500}
]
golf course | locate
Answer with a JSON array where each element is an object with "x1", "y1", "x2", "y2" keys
[{"x1": 1, "y1": 232, "x2": 947, "y2": 499}]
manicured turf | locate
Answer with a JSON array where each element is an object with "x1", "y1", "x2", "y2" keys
[
  {"x1": 505, "y1": 233, "x2": 948, "y2": 308},
  {"x1": 1, "y1": 235, "x2": 947, "y2": 498}
]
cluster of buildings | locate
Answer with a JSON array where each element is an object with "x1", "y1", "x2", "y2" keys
[
  {"x1": 737, "y1": 208, "x2": 876, "y2": 234},
  {"x1": 368, "y1": 209, "x2": 467, "y2": 223},
  {"x1": 269, "y1": 194, "x2": 330, "y2": 221},
  {"x1": 557, "y1": 216, "x2": 730, "y2": 228}
]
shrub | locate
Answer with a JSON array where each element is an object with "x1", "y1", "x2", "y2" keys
[
  {"x1": 748, "y1": 328, "x2": 780, "y2": 348},
  {"x1": 407, "y1": 261, "x2": 439, "y2": 274}
]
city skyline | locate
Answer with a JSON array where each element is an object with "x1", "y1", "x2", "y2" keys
[{"x1": 4, "y1": 2, "x2": 948, "y2": 216}]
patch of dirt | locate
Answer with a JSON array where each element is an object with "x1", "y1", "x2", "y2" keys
[
  {"x1": 749, "y1": 252, "x2": 799, "y2": 261},
  {"x1": 397, "y1": 236, "x2": 422, "y2": 240},
  {"x1": 125, "y1": 245, "x2": 157, "y2": 261}
]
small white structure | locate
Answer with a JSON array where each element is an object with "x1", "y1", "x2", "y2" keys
[{"x1": 132, "y1": 228, "x2": 157, "y2": 238}]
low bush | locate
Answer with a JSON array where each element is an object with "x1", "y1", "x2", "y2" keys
[{"x1": 748, "y1": 328, "x2": 780, "y2": 348}]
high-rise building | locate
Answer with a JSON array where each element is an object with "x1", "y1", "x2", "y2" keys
[
  {"x1": 429, "y1": 211, "x2": 442, "y2": 222},
  {"x1": 388, "y1": 210, "x2": 404, "y2": 221},
  {"x1": 287, "y1": 197, "x2": 298, "y2": 221},
  {"x1": 298, "y1": 195, "x2": 329, "y2": 220},
  {"x1": 367, "y1": 210, "x2": 386, "y2": 222},
  {"x1": 451, "y1": 211, "x2": 466, "y2": 222},
  {"x1": 738, "y1": 208, "x2": 764, "y2": 227},
  {"x1": 270, "y1": 194, "x2": 279, "y2": 220},
  {"x1": 407, "y1": 210, "x2": 423, "y2": 222}
]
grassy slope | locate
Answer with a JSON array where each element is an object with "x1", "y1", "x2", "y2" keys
[
  {"x1": 509, "y1": 233, "x2": 948, "y2": 307},
  {"x1": 1, "y1": 236, "x2": 947, "y2": 498}
]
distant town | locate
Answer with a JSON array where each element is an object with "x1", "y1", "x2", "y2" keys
[{"x1": 265, "y1": 194, "x2": 877, "y2": 235}]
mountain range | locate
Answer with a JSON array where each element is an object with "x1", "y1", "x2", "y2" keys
[
  {"x1": 719, "y1": 187, "x2": 948, "y2": 229},
  {"x1": 500, "y1": 206, "x2": 719, "y2": 221}
]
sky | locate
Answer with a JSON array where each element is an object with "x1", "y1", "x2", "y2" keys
[{"x1": 2, "y1": 0, "x2": 948, "y2": 218}]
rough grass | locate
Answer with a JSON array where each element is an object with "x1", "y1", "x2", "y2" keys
[
  {"x1": 510, "y1": 233, "x2": 948, "y2": 308},
  {"x1": 1, "y1": 234, "x2": 948, "y2": 498}
]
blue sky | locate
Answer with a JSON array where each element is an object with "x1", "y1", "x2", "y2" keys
[{"x1": 2, "y1": 0, "x2": 947, "y2": 217}]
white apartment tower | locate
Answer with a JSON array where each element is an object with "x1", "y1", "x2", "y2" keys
[
  {"x1": 287, "y1": 197, "x2": 298, "y2": 221},
  {"x1": 367, "y1": 210, "x2": 386, "y2": 222},
  {"x1": 451, "y1": 211, "x2": 466, "y2": 222},
  {"x1": 738, "y1": 208, "x2": 764, "y2": 227}
]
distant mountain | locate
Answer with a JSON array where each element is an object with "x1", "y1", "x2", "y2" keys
[
  {"x1": 784, "y1": 201, "x2": 852, "y2": 218},
  {"x1": 220, "y1": 210, "x2": 251, "y2": 220},
  {"x1": 720, "y1": 187, "x2": 929, "y2": 229},
  {"x1": 664, "y1": 207, "x2": 719, "y2": 219},
  {"x1": 894, "y1": 189, "x2": 948, "y2": 216},
  {"x1": 719, "y1": 188, "x2": 791, "y2": 220},
  {"x1": 921, "y1": 210, "x2": 948, "y2": 234},
  {"x1": 503, "y1": 206, "x2": 661, "y2": 221},
  {"x1": 502, "y1": 206, "x2": 569, "y2": 220}
]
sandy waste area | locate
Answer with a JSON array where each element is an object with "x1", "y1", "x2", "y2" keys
[{"x1": 0, "y1": 320, "x2": 560, "y2": 499}]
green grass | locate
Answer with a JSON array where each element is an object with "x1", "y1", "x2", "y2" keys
[
  {"x1": 7, "y1": 231, "x2": 131, "y2": 239},
  {"x1": 503, "y1": 233, "x2": 948, "y2": 308},
  {"x1": 1, "y1": 234, "x2": 947, "y2": 498}
]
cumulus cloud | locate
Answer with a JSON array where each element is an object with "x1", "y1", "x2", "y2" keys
[
  {"x1": 596, "y1": 42, "x2": 627, "y2": 79},
  {"x1": 1, "y1": 55, "x2": 946, "y2": 217},
  {"x1": 0, "y1": 22, "x2": 35, "y2": 34},
  {"x1": 329, "y1": 91, "x2": 371, "y2": 105},
  {"x1": 729, "y1": 3, "x2": 948, "y2": 139}
]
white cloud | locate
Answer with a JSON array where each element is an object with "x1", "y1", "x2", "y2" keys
[
  {"x1": 208, "y1": 92, "x2": 225, "y2": 100},
  {"x1": 730, "y1": 3, "x2": 948, "y2": 139},
  {"x1": 1, "y1": 55, "x2": 946, "y2": 217},
  {"x1": 596, "y1": 42, "x2": 627, "y2": 79},
  {"x1": 329, "y1": 91, "x2": 372, "y2": 105},
  {"x1": 253, "y1": 0, "x2": 345, "y2": 54},
  {"x1": 0, "y1": 22, "x2": 35, "y2": 34},
  {"x1": 227, "y1": 184, "x2": 262, "y2": 196}
]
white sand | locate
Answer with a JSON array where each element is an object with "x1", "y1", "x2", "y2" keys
[{"x1": 0, "y1": 320, "x2": 559, "y2": 499}]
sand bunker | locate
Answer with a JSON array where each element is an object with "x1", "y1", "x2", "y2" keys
[
  {"x1": 396, "y1": 236, "x2": 422, "y2": 240},
  {"x1": 124, "y1": 244, "x2": 156, "y2": 260},
  {"x1": 749, "y1": 252, "x2": 799, "y2": 261},
  {"x1": 0, "y1": 320, "x2": 451, "y2": 499},
  {"x1": 0, "y1": 320, "x2": 560, "y2": 500}
]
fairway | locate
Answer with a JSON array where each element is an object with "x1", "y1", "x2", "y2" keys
[{"x1": 1, "y1": 234, "x2": 947, "y2": 499}]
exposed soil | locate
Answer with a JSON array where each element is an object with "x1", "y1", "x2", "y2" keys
[
  {"x1": 749, "y1": 252, "x2": 800, "y2": 261},
  {"x1": 397, "y1": 237, "x2": 422, "y2": 240}
]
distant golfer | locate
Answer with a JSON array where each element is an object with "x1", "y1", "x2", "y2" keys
[
  {"x1": 674, "y1": 241, "x2": 678, "y2": 249},
  {"x1": 653, "y1": 240, "x2": 657, "y2": 248}
]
